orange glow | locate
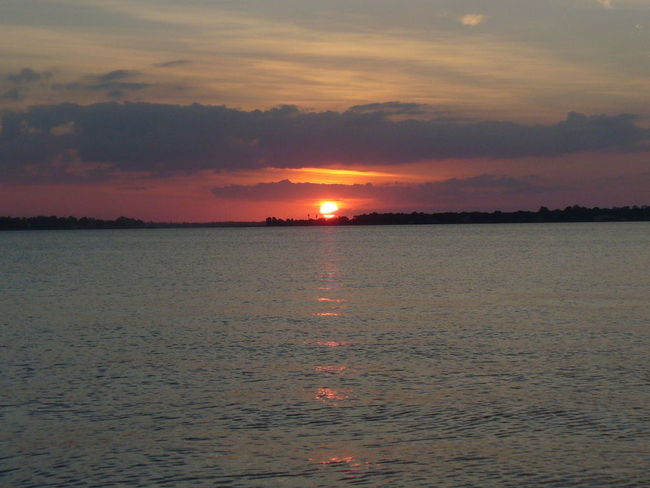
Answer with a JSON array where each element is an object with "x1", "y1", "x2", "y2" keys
[
  {"x1": 299, "y1": 168, "x2": 399, "y2": 177},
  {"x1": 315, "y1": 387, "x2": 350, "y2": 402},
  {"x1": 317, "y1": 297, "x2": 346, "y2": 302},
  {"x1": 312, "y1": 456, "x2": 357, "y2": 465},
  {"x1": 319, "y1": 201, "x2": 339, "y2": 217},
  {"x1": 315, "y1": 365, "x2": 348, "y2": 374},
  {"x1": 309, "y1": 455, "x2": 371, "y2": 469},
  {"x1": 227, "y1": 167, "x2": 412, "y2": 186},
  {"x1": 314, "y1": 312, "x2": 340, "y2": 317},
  {"x1": 293, "y1": 167, "x2": 403, "y2": 183},
  {"x1": 309, "y1": 340, "x2": 350, "y2": 347}
]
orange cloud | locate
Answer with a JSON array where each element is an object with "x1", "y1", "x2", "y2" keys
[{"x1": 459, "y1": 14, "x2": 486, "y2": 26}]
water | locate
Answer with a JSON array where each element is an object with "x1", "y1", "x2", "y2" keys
[{"x1": 1, "y1": 223, "x2": 649, "y2": 487}]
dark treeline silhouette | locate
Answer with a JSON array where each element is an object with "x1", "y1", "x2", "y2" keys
[
  {"x1": 266, "y1": 216, "x2": 351, "y2": 226},
  {"x1": 266, "y1": 205, "x2": 650, "y2": 226},
  {"x1": 2, "y1": 205, "x2": 649, "y2": 230},
  {"x1": 0, "y1": 215, "x2": 263, "y2": 231},
  {"x1": 0, "y1": 216, "x2": 146, "y2": 231}
]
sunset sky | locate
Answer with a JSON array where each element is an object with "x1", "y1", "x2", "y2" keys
[{"x1": 1, "y1": 0, "x2": 649, "y2": 221}]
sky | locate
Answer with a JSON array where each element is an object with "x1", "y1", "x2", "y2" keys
[{"x1": 1, "y1": 0, "x2": 649, "y2": 221}]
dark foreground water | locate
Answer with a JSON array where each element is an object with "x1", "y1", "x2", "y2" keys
[{"x1": 1, "y1": 223, "x2": 649, "y2": 487}]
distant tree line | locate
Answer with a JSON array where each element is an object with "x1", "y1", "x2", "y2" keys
[
  {"x1": 266, "y1": 205, "x2": 650, "y2": 226},
  {"x1": 265, "y1": 216, "x2": 351, "y2": 226},
  {"x1": 0, "y1": 215, "x2": 146, "y2": 230},
  {"x1": 0, "y1": 215, "x2": 263, "y2": 230},
  {"x1": 2, "y1": 205, "x2": 649, "y2": 230}
]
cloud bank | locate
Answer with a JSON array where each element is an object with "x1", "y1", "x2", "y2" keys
[
  {"x1": 212, "y1": 175, "x2": 556, "y2": 206},
  {"x1": 0, "y1": 102, "x2": 646, "y2": 183}
]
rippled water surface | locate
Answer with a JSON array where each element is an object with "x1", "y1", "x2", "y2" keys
[{"x1": 2, "y1": 223, "x2": 649, "y2": 487}]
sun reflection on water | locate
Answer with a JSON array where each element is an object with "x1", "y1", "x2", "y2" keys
[
  {"x1": 304, "y1": 230, "x2": 366, "y2": 471},
  {"x1": 309, "y1": 454, "x2": 373, "y2": 472},
  {"x1": 315, "y1": 365, "x2": 348, "y2": 374},
  {"x1": 318, "y1": 455, "x2": 356, "y2": 464},
  {"x1": 314, "y1": 387, "x2": 350, "y2": 402},
  {"x1": 308, "y1": 340, "x2": 351, "y2": 347}
]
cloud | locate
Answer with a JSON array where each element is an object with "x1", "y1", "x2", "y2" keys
[
  {"x1": 1, "y1": 87, "x2": 23, "y2": 101},
  {"x1": 153, "y1": 59, "x2": 191, "y2": 68},
  {"x1": 346, "y1": 102, "x2": 462, "y2": 121},
  {"x1": 212, "y1": 175, "x2": 556, "y2": 208},
  {"x1": 459, "y1": 14, "x2": 486, "y2": 27},
  {"x1": 596, "y1": 0, "x2": 614, "y2": 9},
  {"x1": 55, "y1": 70, "x2": 152, "y2": 99},
  {"x1": 5, "y1": 68, "x2": 52, "y2": 84},
  {"x1": 96, "y1": 70, "x2": 134, "y2": 82},
  {"x1": 348, "y1": 102, "x2": 428, "y2": 116},
  {"x1": 0, "y1": 102, "x2": 646, "y2": 183},
  {"x1": 1, "y1": 67, "x2": 53, "y2": 101}
]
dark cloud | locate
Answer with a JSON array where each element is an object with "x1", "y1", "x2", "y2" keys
[
  {"x1": 54, "y1": 70, "x2": 152, "y2": 99},
  {"x1": 5, "y1": 67, "x2": 52, "y2": 84},
  {"x1": 211, "y1": 176, "x2": 555, "y2": 207},
  {"x1": 2, "y1": 68, "x2": 53, "y2": 101},
  {"x1": 214, "y1": 179, "x2": 371, "y2": 201},
  {"x1": 96, "y1": 70, "x2": 134, "y2": 82},
  {"x1": 346, "y1": 101, "x2": 465, "y2": 122},
  {"x1": 1, "y1": 87, "x2": 23, "y2": 100},
  {"x1": 153, "y1": 59, "x2": 191, "y2": 68},
  {"x1": 0, "y1": 101, "x2": 647, "y2": 183},
  {"x1": 85, "y1": 69, "x2": 151, "y2": 97},
  {"x1": 348, "y1": 102, "x2": 430, "y2": 116}
]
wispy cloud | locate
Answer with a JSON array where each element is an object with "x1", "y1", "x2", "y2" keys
[
  {"x1": 459, "y1": 14, "x2": 486, "y2": 27},
  {"x1": 153, "y1": 59, "x2": 191, "y2": 68},
  {"x1": 0, "y1": 3, "x2": 646, "y2": 116},
  {"x1": 596, "y1": 0, "x2": 614, "y2": 9}
]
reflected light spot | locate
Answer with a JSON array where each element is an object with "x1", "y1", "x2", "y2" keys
[
  {"x1": 313, "y1": 455, "x2": 356, "y2": 465},
  {"x1": 315, "y1": 365, "x2": 348, "y2": 374},
  {"x1": 309, "y1": 455, "x2": 371, "y2": 469},
  {"x1": 314, "y1": 312, "x2": 340, "y2": 317},
  {"x1": 309, "y1": 340, "x2": 351, "y2": 347},
  {"x1": 317, "y1": 297, "x2": 346, "y2": 303},
  {"x1": 315, "y1": 387, "x2": 350, "y2": 402}
]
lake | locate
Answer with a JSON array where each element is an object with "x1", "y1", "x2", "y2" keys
[{"x1": 1, "y1": 223, "x2": 649, "y2": 487}]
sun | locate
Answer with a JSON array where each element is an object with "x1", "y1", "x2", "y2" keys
[{"x1": 319, "y1": 201, "x2": 339, "y2": 218}]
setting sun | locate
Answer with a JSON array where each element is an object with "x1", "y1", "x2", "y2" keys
[{"x1": 319, "y1": 201, "x2": 339, "y2": 217}]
